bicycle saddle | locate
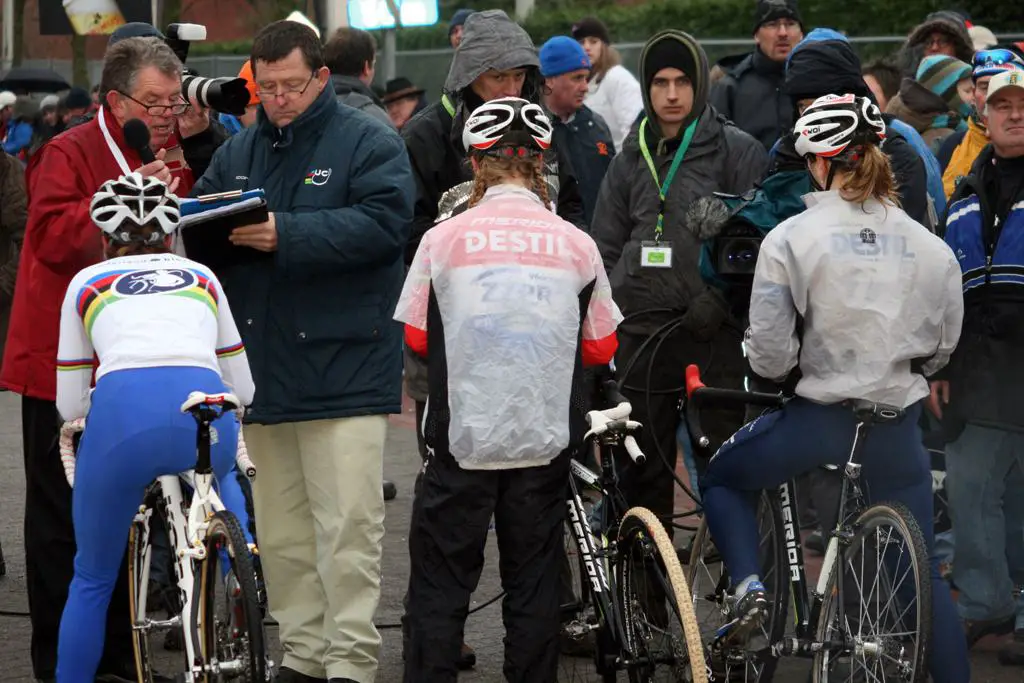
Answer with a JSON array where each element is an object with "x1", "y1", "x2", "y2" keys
[{"x1": 180, "y1": 391, "x2": 241, "y2": 414}]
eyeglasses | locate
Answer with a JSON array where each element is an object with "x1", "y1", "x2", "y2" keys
[
  {"x1": 761, "y1": 18, "x2": 800, "y2": 32},
  {"x1": 119, "y1": 92, "x2": 190, "y2": 116},
  {"x1": 255, "y1": 74, "x2": 316, "y2": 101}
]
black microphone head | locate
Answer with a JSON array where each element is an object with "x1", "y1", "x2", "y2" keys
[{"x1": 123, "y1": 118, "x2": 151, "y2": 151}]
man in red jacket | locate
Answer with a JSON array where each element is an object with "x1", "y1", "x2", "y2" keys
[{"x1": 0, "y1": 34, "x2": 210, "y2": 682}]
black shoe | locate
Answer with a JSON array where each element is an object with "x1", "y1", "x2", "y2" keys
[
  {"x1": 458, "y1": 642, "x2": 477, "y2": 670},
  {"x1": 277, "y1": 667, "x2": 327, "y2": 683},
  {"x1": 965, "y1": 614, "x2": 1015, "y2": 649},
  {"x1": 383, "y1": 479, "x2": 397, "y2": 501},
  {"x1": 999, "y1": 630, "x2": 1024, "y2": 666},
  {"x1": 95, "y1": 664, "x2": 173, "y2": 683},
  {"x1": 328, "y1": 679, "x2": 359, "y2": 683},
  {"x1": 804, "y1": 530, "x2": 825, "y2": 556}
]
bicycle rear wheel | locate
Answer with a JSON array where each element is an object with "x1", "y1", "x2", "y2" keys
[
  {"x1": 812, "y1": 501, "x2": 930, "y2": 683},
  {"x1": 128, "y1": 517, "x2": 155, "y2": 683},
  {"x1": 688, "y1": 490, "x2": 787, "y2": 682},
  {"x1": 198, "y1": 510, "x2": 268, "y2": 682},
  {"x1": 617, "y1": 506, "x2": 707, "y2": 683}
]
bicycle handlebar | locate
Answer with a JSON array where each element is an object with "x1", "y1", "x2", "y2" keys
[
  {"x1": 683, "y1": 364, "x2": 786, "y2": 453},
  {"x1": 585, "y1": 381, "x2": 646, "y2": 465}
]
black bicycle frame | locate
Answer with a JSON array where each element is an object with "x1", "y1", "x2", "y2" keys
[{"x1": 566, "y1": 448, "x2": 633, "y2": 645}]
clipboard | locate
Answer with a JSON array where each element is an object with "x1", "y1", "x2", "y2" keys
[{"x1": 180, "y1": 190, "x2": 272, "y2": 270}]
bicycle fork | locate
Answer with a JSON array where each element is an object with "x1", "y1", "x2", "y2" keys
[{"x1": 161, "y1": 474, "x2": 206, "y2": 679}]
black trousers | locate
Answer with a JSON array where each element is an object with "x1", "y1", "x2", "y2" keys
[
  {"x1": 22, "y1": 396, "x2": 132, "y2": 678},
  {"x1": 404, "y1": 448, "x2": 570, "y2": 683},
  {"x1": 615, "y1": 330, "x2": 745, "y2": 530}
]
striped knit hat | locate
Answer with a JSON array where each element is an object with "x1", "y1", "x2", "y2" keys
[{"x1": 916, "y1": 55, "x2": 972, "y2": 113}]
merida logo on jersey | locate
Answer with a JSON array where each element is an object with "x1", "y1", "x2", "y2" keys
[{"x1": 464, "y1": 229, "x2": 569, "y2": 256}]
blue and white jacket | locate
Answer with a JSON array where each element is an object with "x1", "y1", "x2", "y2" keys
[{"x1": 942, "y1": 145, "x2": 1024, "y2": 432}]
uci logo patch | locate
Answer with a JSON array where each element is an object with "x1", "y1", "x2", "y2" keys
[
  {"x1": 305, "y1": 168, "x2": 332, "y2": 186},
  {"x1": 113, "y1": 268, "x2": 196, "y2": 296}
]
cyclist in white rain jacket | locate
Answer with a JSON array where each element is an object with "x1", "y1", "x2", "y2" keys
[
  {"x1": 54, "y1": 173, "x2": 255, "y2": 683},
  {"x1": 699, "y1": 95, "x2": 969, "y2": 682},
  {"x1": 396, "y1": 97, "x2": 621, "y2": 682}
]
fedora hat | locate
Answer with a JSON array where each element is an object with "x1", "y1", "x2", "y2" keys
[{"x1": 382, "y1": 77, "x2": 425, "y2": 104}]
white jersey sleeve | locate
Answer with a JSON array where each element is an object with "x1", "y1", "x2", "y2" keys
[
  {"x1": 394, "y1": 233, "x2": 432, "y2": 331},
  {"x1": 921, "y1": 257, "x2": 965, "y2": 378},
  {"x1": 210, "y1": 271, "x2": 256, "y2": 406},
  {"x1": 582, "y1": 243, "x2": 623, "y2": 341},
  {"x1": 745, "y1": 228, "x2": 800, "y2": 382},
  {"x1": 56, "y1": 272, "x2": 95, "y2": 422}
]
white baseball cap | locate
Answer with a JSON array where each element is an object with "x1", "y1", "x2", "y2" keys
[
  {"x1": 40, "y1": 94, "x2": 60, "y2": 110},
  {"x1": 986, "y1": 69, "x2": 1024, "y2": 115},
  {"x1": 0, "y1": 91, "x2": 16, "y2": 109}
]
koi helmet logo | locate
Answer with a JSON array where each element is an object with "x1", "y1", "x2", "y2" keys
[{"x1": 305, "y1": 168, "x2": 332, "y2": 186}]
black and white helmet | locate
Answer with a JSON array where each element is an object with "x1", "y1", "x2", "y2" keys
[
  {"x1": 462, "y1": 97, "x2": 553, "y2": 156},
  {"x1": 794, "y1": 94, "x2": 886, "y2": 160},
  {"x1": 90, "y1": 172, "x2": 181, "y2": 244}
]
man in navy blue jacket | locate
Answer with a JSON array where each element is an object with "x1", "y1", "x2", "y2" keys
[{"x1": 191, "y1": 20, "x2": 414, "y2": 683}]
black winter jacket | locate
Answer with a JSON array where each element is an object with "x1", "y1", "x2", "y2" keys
[{"x1": 709, "y1": 48, "x2": 793, "y2": 151}]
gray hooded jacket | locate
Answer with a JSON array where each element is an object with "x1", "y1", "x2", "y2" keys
[
  {"x1": 592, "y1": 30, "x2": 767, "y2": 337},
  {"x1": 332, "y1": 74, "x2": 394, "y2": 129}
]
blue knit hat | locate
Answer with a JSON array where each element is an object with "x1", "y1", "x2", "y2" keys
[{"x1": 539, "y1": 36, "x2": 591, "y2": 78}]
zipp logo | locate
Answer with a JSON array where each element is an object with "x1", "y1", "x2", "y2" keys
[{"x1": 305, "y1": 168, "x2": 332, "y2": 186}]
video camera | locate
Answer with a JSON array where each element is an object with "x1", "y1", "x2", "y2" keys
[
  {"x1": 164, "y1": 23, "x2": 251, "y2": 117},
  {"x1": 711, "y1": 222, "x2": 762, "y2": 281}
]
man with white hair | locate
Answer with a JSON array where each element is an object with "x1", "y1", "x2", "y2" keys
[{"x1": 938, "y1": 69, "x2": 1024, "y2": 659}]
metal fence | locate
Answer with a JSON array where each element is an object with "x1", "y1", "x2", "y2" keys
[{"x1": 12, "y1": 32, "x2": 1024, "y2": 104}]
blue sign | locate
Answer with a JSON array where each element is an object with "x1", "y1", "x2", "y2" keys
[{"x1": 347, "y1": 0, "x2": 439, "y2": 30}]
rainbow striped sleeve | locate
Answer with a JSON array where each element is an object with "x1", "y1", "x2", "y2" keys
[
  {"x1": 216, "y1": 341, "x2": 245, "y2": 358},
  {"x1": 57, "y1": 358, "x2": 93, "y2": 372}
]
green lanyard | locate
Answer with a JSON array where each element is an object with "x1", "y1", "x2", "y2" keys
[
  {"x1": 638, "y1": 116, "x2": 698, "y2": 241},
  {"x1": 441, "y1": 93, "x2": 455, "y2": 117}
]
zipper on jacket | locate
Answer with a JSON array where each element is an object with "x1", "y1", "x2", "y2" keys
[{"x1": 985, "y1": 254, "x2": 992, "y2": 285}]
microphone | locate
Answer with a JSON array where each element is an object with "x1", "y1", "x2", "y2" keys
[
  {"x1": 684, "y1": 195, "x2": 731, "y2": 241},
  {"x1": 123, "y1": 118, "x2": 156, "y2": 165}
]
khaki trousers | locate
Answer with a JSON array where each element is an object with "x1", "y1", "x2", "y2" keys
[{"x1": 246, "y1": 415, "x2": 387, "y2": 682}]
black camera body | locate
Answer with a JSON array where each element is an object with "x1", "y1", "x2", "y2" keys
[{"x1": 165, "y1": 23, "x2": 251, "y2": 117}]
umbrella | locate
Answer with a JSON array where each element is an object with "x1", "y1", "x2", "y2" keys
[{"x1": 0, "y1": 67, "x2": 71, "y2": 94}]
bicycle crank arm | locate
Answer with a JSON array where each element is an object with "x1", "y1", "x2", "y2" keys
[{"x1": 135, "y1": 614, "x2": 182, "y2": 631}]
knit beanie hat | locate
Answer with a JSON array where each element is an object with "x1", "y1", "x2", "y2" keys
[
  {"x1": 644, "y1": 37, "x2": 698, "y2": 90},
  {"x1": 62, "y1": 87, "x2": 91, "y2": 111},
  {"x1": 540, "y1": 36, "x2": 592, "y2": 78},
  {"x1": 916, "y1": 55, "x2": 971, "y2": 112},
  {"x1": 753, "y1": 0, "x2": 803, "y2": 34},
  {"x1": 571, "y1": 17, "x2": 611, "y2": 45},
  {"x1": 449, "y1": 9, "x2": 474, "y2": 38}
]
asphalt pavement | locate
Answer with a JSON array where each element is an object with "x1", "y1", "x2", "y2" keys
[{"x1": 0, "y1": 390, "x2": 1021, "y2": 681}]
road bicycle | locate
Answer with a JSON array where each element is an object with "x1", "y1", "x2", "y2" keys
[
  {"x1": 559, "y1": 379, "x2": 707, "y2": 683},
  {"x1": 61, "y1": 391, "x2": 272, "y2": 682},
  {"x1": 681, "y1": 364, "x2": 930, "y2": 683}
]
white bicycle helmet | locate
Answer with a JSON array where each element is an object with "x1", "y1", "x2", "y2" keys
[
  {"x1": 794, "y1": 93, "x2": 886, "y2": 160},
  {"x1": 90, "y1": 172, "x2": 181, "y2": 244},
  {"x1": 462, "y1": 97, "x2": 553, "y2": 156}
]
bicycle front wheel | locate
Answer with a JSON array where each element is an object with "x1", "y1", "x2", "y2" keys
[
  {"x1": 812, "y1": 501, "x2": 931, "y2": 683},
  {"x1": 198, "y1": 510, "x2": 268, "y2": 682},
  {"x1": 617, "y1": 506, "x2": 707, "y2": 683}
]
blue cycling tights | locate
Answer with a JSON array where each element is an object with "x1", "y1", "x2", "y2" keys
[
  {"x1": 701, "y1": 398, "x2": 970, "y2": 683},
  {"x1": 56, "y1": 366, "x2": 239, "y2": 683}
]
